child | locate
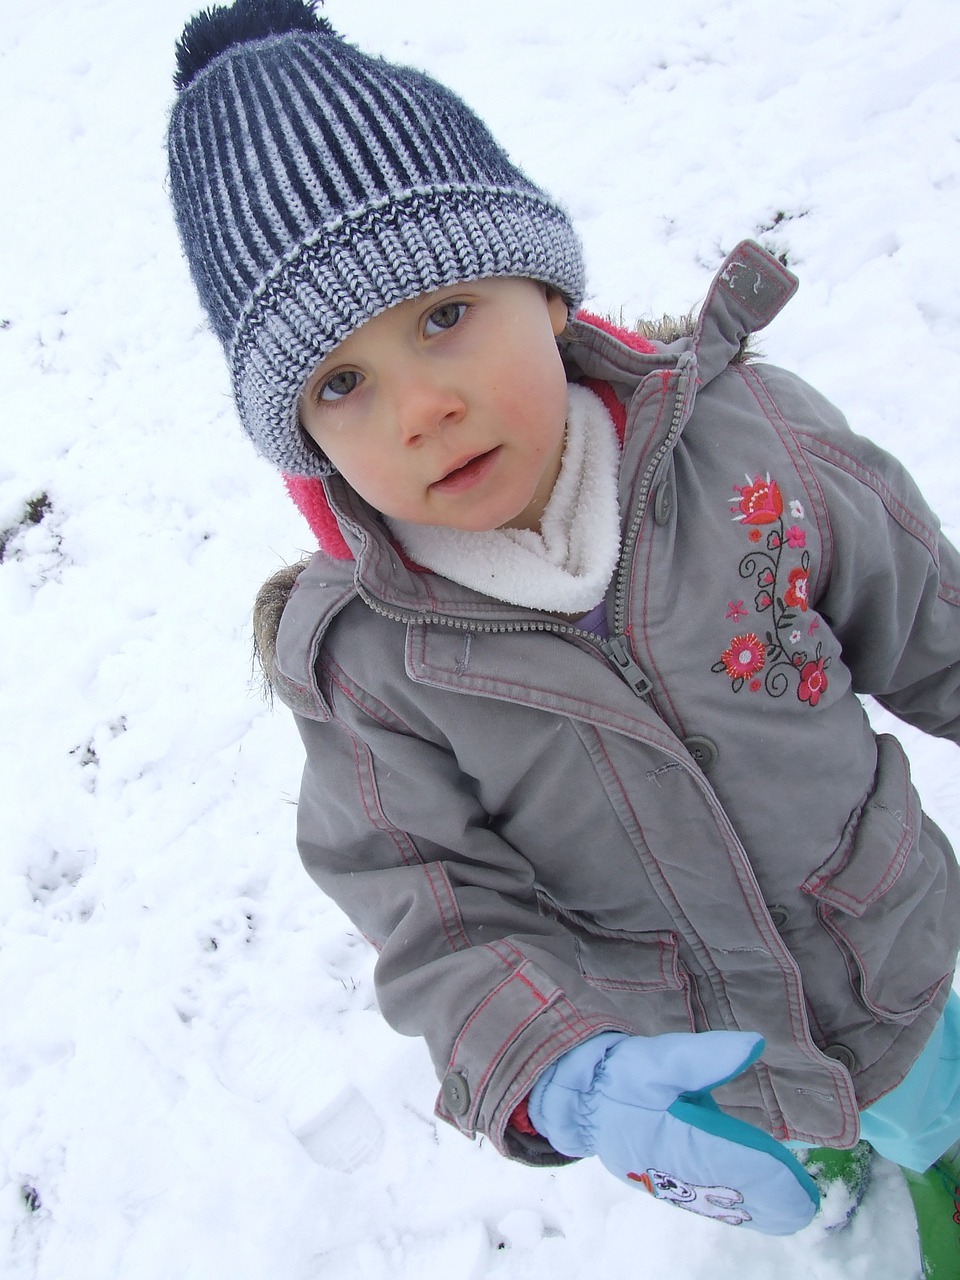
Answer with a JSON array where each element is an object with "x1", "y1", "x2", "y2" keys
[{"x1": 167, "y1": 0, "x2": 960, "y2": 1260}]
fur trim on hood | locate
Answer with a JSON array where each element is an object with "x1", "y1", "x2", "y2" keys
[{"x1": 253, "y1": 558, "x2": 311, "y2": 697}]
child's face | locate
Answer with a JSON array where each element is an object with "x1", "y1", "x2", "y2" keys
[{"x1": 298, "y1": 277, "x2": 570, "y2": 532}]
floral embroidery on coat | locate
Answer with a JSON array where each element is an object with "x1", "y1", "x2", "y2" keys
[{"x1": 712, "y1": 474, "x2": 830, "y2": 703}]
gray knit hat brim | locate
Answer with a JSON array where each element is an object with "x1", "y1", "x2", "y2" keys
[{"x1": 235, "y1": 183, "x2": 584, "y2": 477}]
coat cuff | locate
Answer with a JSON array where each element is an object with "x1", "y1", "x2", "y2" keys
[{"x1": 432, "y1": 942, "x2": 633, "y2": 1165}]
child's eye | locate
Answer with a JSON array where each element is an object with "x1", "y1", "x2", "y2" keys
[
  {"x1": 317, "y1": 369, "x2": 361, "y2": 402},
  {"x1": 423, "y1": 302, "x2": 466, "y2": 335}
]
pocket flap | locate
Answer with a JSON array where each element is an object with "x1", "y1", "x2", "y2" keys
[
  {"x1": 801, "y1": 735, "x2": 918, "y2": 919},
  {"x1": 575, "y1": 929, "x2": 687, "y2": 993}
]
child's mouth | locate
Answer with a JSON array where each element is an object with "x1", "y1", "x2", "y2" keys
[{"x1": 430, "y1": 447, "x2": 500, "y2": 494}]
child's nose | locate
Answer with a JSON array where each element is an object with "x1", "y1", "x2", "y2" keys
[{"x1": 395, "y1": 375, "x2": 465, "y2": 444}]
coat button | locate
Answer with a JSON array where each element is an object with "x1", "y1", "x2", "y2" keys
[
  {"x1": 682, "y1": 735, "x2": 718, "y2": 773},
  {"x1": 441, "y1": 1072, "x2": 471, "y2": 1116},
  {"x1": 653, "y1": 479, "x2": 674, "y2": 526},
  {"x1": 823, "y1": 1043, "x2": 858, "y2": 1073},
  {"x1": 768, "y1": 905, "x2": 790, "y2": 930}
]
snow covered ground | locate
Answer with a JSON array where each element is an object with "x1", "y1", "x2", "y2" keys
[{"x1": 2, "y1": 0, "x2": 960, "y2": 1275}]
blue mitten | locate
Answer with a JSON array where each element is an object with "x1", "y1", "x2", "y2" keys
[{"x1": 528, "y1": 1031, "x2": 818, "y2": 1235}]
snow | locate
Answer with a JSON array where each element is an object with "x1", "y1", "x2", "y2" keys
[{"x1": 2, "y1": 0, "x2": 959, "y2": 1275}]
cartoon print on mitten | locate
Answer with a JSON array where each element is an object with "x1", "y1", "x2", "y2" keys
[
  {"x1": 628, "y1": 1168, "x2": 752, "y2": 1227},
  {"x1": 712, "y1": 473, "x2": 831, "y2": 705}
]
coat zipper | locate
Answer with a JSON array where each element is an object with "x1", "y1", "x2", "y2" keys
[
  {"x1": 599, "y1": 354, "x2": 693, "y2": 694},
  {"x1": 358, "y1": 358, "x2": 693, "y2": 699}
]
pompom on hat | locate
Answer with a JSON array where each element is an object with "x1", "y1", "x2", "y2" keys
[{"x1": 167, "y1": 0, "x2": 585, "y2": 477}]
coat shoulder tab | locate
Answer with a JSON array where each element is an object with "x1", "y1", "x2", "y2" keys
[
  {"x1": 694, "y1": 240, "x2": 799, "y2": 386},
  {"x1": 714, "y1": 240, "x2": 798, "y2": 326}
]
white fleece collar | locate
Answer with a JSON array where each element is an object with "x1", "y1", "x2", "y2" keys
[{"x1": 386, "y1": 383, "x2": 621, "y2": 613}]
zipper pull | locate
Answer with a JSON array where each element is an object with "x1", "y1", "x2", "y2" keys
[{"x1": 601, "y1": 634, "x2": 653, "y2": 698}]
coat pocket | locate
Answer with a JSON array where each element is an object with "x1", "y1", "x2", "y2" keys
[
  {"x1": 573, "y1": 928, "x2": 699, "y2": 1033},
  {"x1": 800, "y1": 733, "x2": 957, "y2": 1023}
]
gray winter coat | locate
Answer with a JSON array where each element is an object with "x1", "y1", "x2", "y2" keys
[{"x1": 268, "y1": 242, "x2": 960, "y2": 1165}]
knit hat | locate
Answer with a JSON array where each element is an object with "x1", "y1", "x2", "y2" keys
[{"x1": 167, "y1": 0, "x2": 585, "y2": 477}]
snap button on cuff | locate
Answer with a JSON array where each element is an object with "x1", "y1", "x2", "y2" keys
[
  {"x1": 441, "y1": 1071, "x2": 471, "y2": 1116},
  {"x1": 682, "y1": 735, "x2": 718, "y2": 773}
]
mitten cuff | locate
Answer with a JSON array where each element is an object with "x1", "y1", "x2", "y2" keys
[{"x1": 528, "y1": 1031, "x2": 628, "y2": 1157}]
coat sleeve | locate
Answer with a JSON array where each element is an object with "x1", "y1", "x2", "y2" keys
[
  {"x1": 757, "y1": 364, "x2": 960, "y2": 743},
  {"x1": 291, "y1": 671, "x2": 636, "y2": 1164}
]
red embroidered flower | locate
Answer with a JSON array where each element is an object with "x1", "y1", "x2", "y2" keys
[
  {"x1": 749, "y1": 528, "x2": 762, "y2": 543},
  {"x1": 749, "y1": 678, "x2": 762, "y2": 692},
  {"x1": 798, "y1": 658, "x2": 829, "y2": 706},
  {"x1": 786, "y1": 525, "x2": 806, "y2": 549},
  {"x1": 733, "y1": 475, "x2": 783, "y2": 525},
  {"x1": 720, "y1": 634, "x2": 766, "y2": 680},
  {"x1": 726, "y1": 600, "x2": 748, "y2": 622},
  {"x1": 784, "y1": 566, "x2": 809, "y2": 611}
]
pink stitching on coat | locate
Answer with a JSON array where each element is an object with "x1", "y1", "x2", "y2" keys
[
  {"x1": 448, "y1": 969, "x2": 548, "y2": 1077},
  {"x1": 423, "y1": 862, "x2": 472, "y2": 952},
  {"x1": 629, "y1": 375, "x2": 670, "y2": 467},
  {"x1": 820, "y1": 827, "x2": 910, "y2": 910},
  {"x1": 802, "y1": 746, "x2": 914, "y2": 910},
  {"x1": 793, "y1": 431, "x2": 940, "y2": 551},
  {"x1": 816, "y1": 883, "x2": 948, "y2": 1024},
  {"x1": 468, "y1": 979, "x2": 610, "y2": 1105},
  {"x1": 580, "y1": 932, "x2": 680, "y2": 993},
  {"x1": 348, "y1": 734, "x2": 422, "y2": 868},
  {"x1": 803, "y1": 816, "x2": 911, "y2": 907},
  {"x1": 334, "y1": 721, "x2": 474, "y2": 955},
  {"x1": 337, "y1": 717, "x2": 473, "y2": 950},
  {"x1": 449, "y1": 942, "x2": 609, "y2": 1083},
  {"x1": 798, "y1": 430, "x2": 960, "y2": 604},
  {"x1": 407, "y1": 625, "x2": 643, "y2": 733},
  {"x1": 349, "y1": 736, "x2": 383, "y2": 831},
  {"x1": 323, "y1": 658, "x2": 419, "y2": 736}
]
